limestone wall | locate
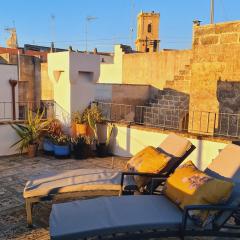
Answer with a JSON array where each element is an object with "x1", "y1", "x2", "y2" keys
[
  {"x1": 123, "y1": 50, "x2": 192, "y2": 89},
  {"x1": 190, "y1": 21, "x2": 240, "y2": 134}
]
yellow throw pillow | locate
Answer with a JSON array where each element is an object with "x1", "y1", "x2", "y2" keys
[
  {"x1": 126, "y1": 146, "x2": 171, "y2": 189},
  {"x1": 126, "y1": 146, "x2": 171, "y2": 173},
  {"x1": 164, "y1": 161, "x2": 234, "y2": 226}
]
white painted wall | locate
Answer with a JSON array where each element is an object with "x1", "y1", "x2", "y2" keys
[
  {"x1": 0, "y1": 64, "x2": 18, "y2": 120},
  {"x1": 0, "y1": 124, "x2": 21, "y2": 156},
  {"x1": 48, "y1": 51, "x2": 100, "y2": 124},
  {"x1": 98, "y1": 45, "x2": 124, "y2": 84},
  {"x1": 69, "y1": 52, "x2": 100, "y2": 113},
  {"x1": 48, "y1": 52, "x2": 70, "y2": 124},
  {"x1": 111, "y1": 125, "x2": 229, "y2": 171}
]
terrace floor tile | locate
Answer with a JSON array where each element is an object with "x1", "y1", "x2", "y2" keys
[{"x1": 0, "y1": 153, "x2": 238, "y2": 240}]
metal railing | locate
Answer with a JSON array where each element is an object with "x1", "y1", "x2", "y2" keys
[
  {"x1": 97, "y1": 102, "x2": 135, "y2": 123},
  {"x1": 96, "y1": 101, "x2": 240, "y2": 139},
  {"x1": 135, "y1": 106, "x2": 189, "y2": 131},
  {"x1": 0, "y1": 100, "x2": 55, "y2": 121}
]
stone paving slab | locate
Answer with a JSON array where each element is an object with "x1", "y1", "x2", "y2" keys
[{"x1": 0, "y1": 154, "x2": 238, "y2": 240}]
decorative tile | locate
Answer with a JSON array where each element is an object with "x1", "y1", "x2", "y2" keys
[
  {"x1": 0, "y1": 197, "x2": 23, "y2": 212},
  {"x1": 1, "y1": 225, "x2": 49, "y2": 240},
  {"x1": 0, "y1": 208, "x2": 27, "y2": 229}
]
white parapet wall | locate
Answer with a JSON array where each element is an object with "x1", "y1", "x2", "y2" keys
[
  {"x1": 111, "y1": 124, "x2": 230, "y2": 171},
  {"x1": 0, "y1": 124, "x2": 20, "y2": 156}
]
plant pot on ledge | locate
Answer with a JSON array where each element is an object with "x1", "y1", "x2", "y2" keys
[
  {"x1": 71, "y1": 111, "x2": 87, "y2": 136},
  {"x1": 10, "y1": 108, "x2": 49, "y2": 158},
  {"x1": 52, "y1": 134, "x2": 71, "y2": 159},
  {"x1": 96, "y1": 143, "x2": 109, "y2": 158},
  {"x1": 28, "y1": 144, "x2": 38, "y2": 158},
  {"x1": 43, "y1": 137, "x2": 54, "y2": 155},
  {"x1": 54, "y1": 144, "x2": 70, "y2": 159},
  {"x1": 76, "y1": 123, "x2": 87, "y2": 135},
  {"x1": 71, "y1": 135, "x2": 94, "y2": 160}
]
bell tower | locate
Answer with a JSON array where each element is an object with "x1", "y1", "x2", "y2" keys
[{"x1": 135, "y1": 11, "x2": 160, "y2": 52}]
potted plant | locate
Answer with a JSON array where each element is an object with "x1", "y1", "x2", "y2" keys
[
  {"x1": 52, "y1": 134, "x2": 70, "y2": 158},
  {"x1": 71, "y1": 111, "x2": 87, "y2": 136},
  {"x1": 11, "y1": 108, "x2": 49, "y2": 157},
  {"x1": 71, "y1": 135, "x2": 94, "y2": 159},
  {"x1": 42, "y1": 118, "x2": 62, "y2": 155},
  {"x1": 96, "y1": 123, "x2": 114, "y2": 157},
  {"x1": 84, "y1": 104, "x2": 114, "y2": 157}
]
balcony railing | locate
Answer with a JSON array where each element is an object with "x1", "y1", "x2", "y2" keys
[
  {"x1": 96, "y1": 101, "x2": 240, "y2": 139},
  {"x1": 0, "y1": 100, "x2": 55, "y2": 121}
]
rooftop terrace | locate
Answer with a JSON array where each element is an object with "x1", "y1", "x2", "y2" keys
[
  {"x1": 0, "y1": 154, "x2": 237, "y2": 240},
  {"x1": 0, "y1": 155, "x2": 127, "y2": 239}
]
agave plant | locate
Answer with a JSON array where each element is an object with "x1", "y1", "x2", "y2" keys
[{"x1": 11, "y1": 108, "x2": 49, "y2": 154}]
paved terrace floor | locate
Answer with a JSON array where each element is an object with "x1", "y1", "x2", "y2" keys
[{"x1": 0, "y1": 154, "x2": 236, "y2": 240}]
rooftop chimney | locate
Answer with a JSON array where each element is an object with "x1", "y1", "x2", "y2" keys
[{"x1": 193, "y1": 20, "x2": 201, "y2": 26}]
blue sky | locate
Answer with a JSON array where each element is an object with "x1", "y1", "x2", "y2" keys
[{"x1": 0, "y1": 0, "x2": 239, "y2": 52}]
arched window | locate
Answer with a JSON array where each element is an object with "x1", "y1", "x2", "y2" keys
[{"x1": 147, "y1": 23, "x2": 152, "y2": 33}]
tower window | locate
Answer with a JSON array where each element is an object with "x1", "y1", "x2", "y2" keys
[{"x1": 147, "y1": 24, "x2": 152, "y2": 33}]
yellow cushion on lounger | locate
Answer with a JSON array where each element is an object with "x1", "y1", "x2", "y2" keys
[
  {"x1": 126, "y1": 146, "x2": 171, "y2": 173},
  {"x1": 164, "y1": 161, "x2": 234, "y2": 226},
  {"x1": 126, "y1": 146, "x2": 171, "y2": 188}
]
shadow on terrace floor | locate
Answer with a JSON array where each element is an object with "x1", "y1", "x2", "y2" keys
[{"x1": 0, "y1": 154, "x2": 235, "y2": 240}]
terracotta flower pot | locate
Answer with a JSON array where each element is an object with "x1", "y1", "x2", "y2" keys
[
  {"x1": 76, "y1": 123, "x2": 87, "y2": 136},
  {"x1": 28, "y1": 144, "x2": 38, "y2": 158}
]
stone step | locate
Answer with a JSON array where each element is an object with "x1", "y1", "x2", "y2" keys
[
  {"x1": 165, "y1": 80, "x2": 174, "y2": 87},
  {"x1": 174, "y1": 75, "x2": 184, "y2": 81},
  {"x1": 179, "y1": 70, "x2": 187, "y2": 75}
]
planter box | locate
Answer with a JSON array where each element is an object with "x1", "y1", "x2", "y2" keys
[
  {"x1": 43, "y1": 138, "x2": 54, "y2": 155},
  {"x1": 54, "y1": 144, "x2": 70, "y2": 158}
]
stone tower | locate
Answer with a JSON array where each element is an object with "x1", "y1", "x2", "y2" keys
[
  {"x1": 5, "y1": 28, "x2": 18, "y2": 49},
  {"x1": 135, "y1": 11, "x2": 160, "y2": 52}
]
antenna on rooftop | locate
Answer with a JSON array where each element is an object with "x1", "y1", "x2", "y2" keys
[
  {"x1": 85, "y1": 16, "x2": 97, "y2": 52},
  {"x1": 50, "y1": 14, "x2": 56, "y2": 49},
  {"x1": 130, "y1": 0, "x2": 135, "y2": 48},
  {"x1": 210, "y1": 0, "x2": 214, "y2": 24}
]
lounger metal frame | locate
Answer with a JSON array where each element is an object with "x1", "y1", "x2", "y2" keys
[{"x1": 119, "y1": 144, "x2": 196, "y2": 195}]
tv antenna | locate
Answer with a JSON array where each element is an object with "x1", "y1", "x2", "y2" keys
[
  {"x1": 130, "y1": 0, "x2": 135, "y2": 48},
  {"x1": 210, "y1": 0, "x2": 214, "y2": 24},
  {"x1": 85, "y1": 16, "x2": 97, "y2": 52},
  {"x1": 50, "y1": 14, "x2": 56, "y2": 48}
]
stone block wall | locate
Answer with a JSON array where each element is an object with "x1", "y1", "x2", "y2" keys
[
  {"x1": 140, "y1": 89, "x2": 189, "y2": 130},
  {"x1": 189, "y1": 21, "x2": 240, "y2": 135},
  {"x1": 193, "y1": 21, "x2": 240, "y2": 47}
]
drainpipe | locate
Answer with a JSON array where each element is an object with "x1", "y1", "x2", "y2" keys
[{"x1": 9, "y1": 79, "x2": 18, "y2": 120}]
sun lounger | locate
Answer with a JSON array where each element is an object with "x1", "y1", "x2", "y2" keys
[
  {"x1": 24, "y1": 133, "x2": 195, "y2": 226},
  {"x1": 49, "y1": 143, "x2": 240, "y2": 240}
]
